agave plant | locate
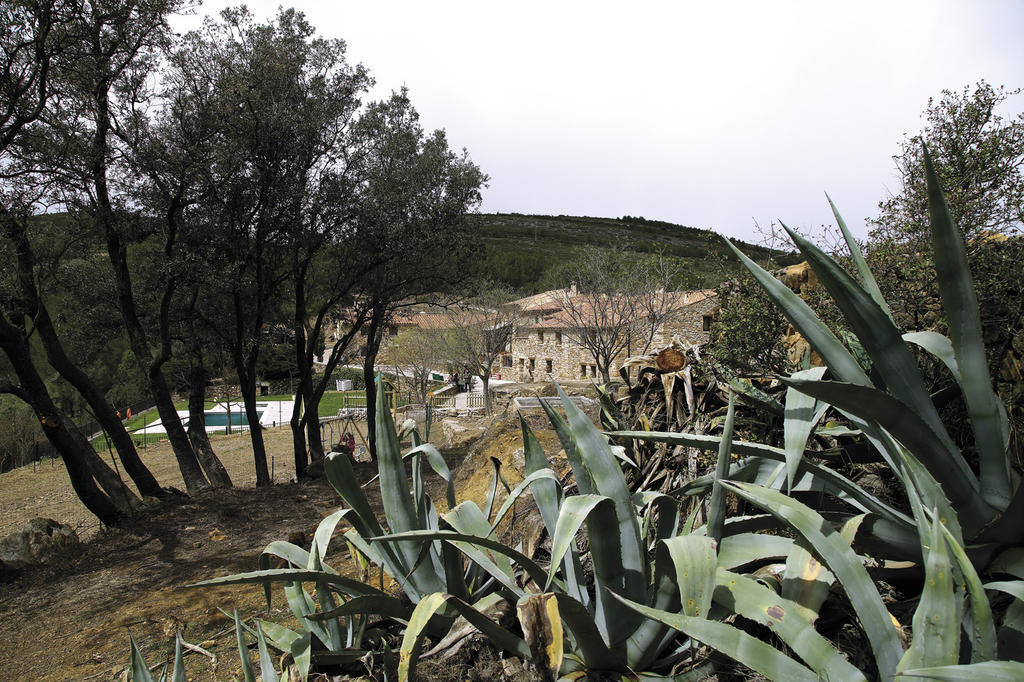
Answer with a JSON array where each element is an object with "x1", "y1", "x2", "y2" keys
[
  {"x1": 127, "y1": 610, "x2": 279, "y2": 682},
  {"x1": 371, "y1": 387, "x2": 886, "y2": 680},
  {"x1": 191, "y1": 378, "x2": 525, "y2": 678},
  {"x1": 609, "y1": 145, "x2": 1024, "y2": 678}
]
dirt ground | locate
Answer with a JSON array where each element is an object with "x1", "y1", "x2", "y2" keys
[{"x1": 0, "y1": 424, "x2": 396, "y2": 681}]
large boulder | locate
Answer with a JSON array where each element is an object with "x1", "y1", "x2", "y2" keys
[{"x1": 0, "y1": 517, "x2": 80, "y2": 570}]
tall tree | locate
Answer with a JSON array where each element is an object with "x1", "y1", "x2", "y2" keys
[
  {"x1": 354, "y1": 91, "x2": 487, "y2": 457},
  {"x1": 34, "y1": 0, "x2": 213, "y2": 494},
  {"x1": 0, "y1": 0, "x2": 145, "y2": 521},
  {"x1": 869, "y1": 81, "x2": 1024, "y2": 332}
]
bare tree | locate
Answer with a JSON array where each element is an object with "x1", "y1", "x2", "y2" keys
[
  {"x1": 383, "y1": 322, "x2": 446, "y2": 405},
  {"x1": 441, "y1": 282, "x2": 519, "y2": 413},
  {"x1": 555, "y1": 248, "x2": 681, "y2": 383}
]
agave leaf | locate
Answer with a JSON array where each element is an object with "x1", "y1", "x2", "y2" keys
[
  {"x1": 488, "y1": 468, "x2": 560, "y2": 535},
  {"x1": 718, "y1": 533, "x2": 793, "y2": 569},
  {"x1": 989, "y1": 548, "x2": 1024, "y2": 580},
  {"x1": 783, "y1": 367, "x2": 829, "y2": 493},
  {"x1": 706, "y1": 393, "x2": 736, "y2": 544},
  {"x1": 551, "y1": 384, "x2": 646, "y2": 645},
  {"x1": 373, "y1": 383, "x2": 443, "y2": 597},
  {"x1": 311, "y1": 509, "x2": 347, "y2": 565},
  {"x1": 724, "y1": 374, "x2": 786, "y2": 417},
  {"x1": 189, "y1": 568, "x2": 390, "y2": 598},
  {"x1": 284, "y1": 580, "x2": 330, "y2": 648},
  {"x1": 521, "y1": 416, "x2": 589, "y2": 608},
  {"x1": 715, "y1": 568, "x2": 866, "y2": 681},
  {"x1": 667, "y1": 535, "x2": 717, "y2": 618},
  {"x1": 538, "y1": 397, "x2": 596, "y2": 495},
  {"x1": 255, "y1": 622, "x2": 280, "y2": 682},
  {"x1": 129, "y1": 633, "x2": 156, "y2": 682},
  {"x1": 323, "y1": 453, "x2": 384, "y2": 539},
  {"x1": 782, "y1": 377, "x2": 981, "y2": 516},
  {"x1": 551, "y1": 593, "x2": 621, "y2": 670},
  {"x1": 897, "y1": 661, "x2": 1024, "y2": 680},
  {"x1": 234, "y1": 610, "x2": 256, "y2": 682},
  {"x1": 399, "y1": 593, "x2": 530, "y2": 681},
  {"x1": 898, "y1": 509, "x2": 959, "y2": 672},
  {"x1": 445, "y1": 501, "x2": 513, "y2": 575},
  {"x1": 262, "y1": 541, "x2": 313, "y2": 571},
  {"x1": 613, "y1": 430, "x2": 913, "y2": 527},
  {"x1": 483, "y1": 457, "x2": 503, "y2": 522},
  {"x1": 308, "y1": 548, "x2": 344, "y2": 650},
  {"x1": 721, "y1": 480, "x2": 904, "y2": 680},
  {"x1": 611, "y1": 592, "x2": 820, "y2": 681},
  {"x1": 309, "y1": 593, "x2": 414, "y2": 622},
  {"x1": 517, "y1": 593, "x2": 564, "y2": 679},
  {"x1": 903, "y1": 331, "x2": 960, "y2": 382},
  {"x1": 626, "y1": 537, "x2": 693, "y2": 671},
  {"x1": 983, "y1": 581, "x2": 1024, "y2": 601},
  {"x1": 782, "y1": 222, "x2": 964, "y2": 462},
  {"x1": 373, "y1": 528, "x2": 550, "y2": 594},
  {"x1": 781, "y1": 538, "x2": 835, "y2": 623},
  {"x1": 935, "y1": 522, "x2": 995, "y2": 662},
  {"x1": 633, "y1": 491, "x2": 680, "y2": 542},
  {"x1": 724, "y1": 237, "x2": 872, "y2": 386},
  {"x1": 998, "y1": 598, "x2": 1024, "y2": 661},
  {"x1": 255, "y1": 619, "x2": 301, "y2": 655},
  {"x1": 289, "y1": 631, "x2": 311, "y2": 681},
  {"x1": 168, "y1": 635, "x2": 185, "y2": 682},
  {"x1": 924, "y1": 146, "x2": 1012, "y2": 508},
  {"x1": 827, "y1": 193, "x2": 891, "y2": 318},
  {"x1": 405, "y1": 443, "x2": 457, "y2": 511},
  {"x1": 546, "y1": 495, "x2": 613, "y2": 590}
]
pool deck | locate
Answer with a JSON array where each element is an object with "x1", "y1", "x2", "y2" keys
[{"x1": 134, "y1": 400, "x2": 296, "y2": 434}]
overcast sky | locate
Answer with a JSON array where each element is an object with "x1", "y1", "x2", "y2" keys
[{"x1": 173, "y1": 1, "x2": 1024, "y2": 243}]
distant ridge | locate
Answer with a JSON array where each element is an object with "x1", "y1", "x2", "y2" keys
[{"x1": 470, "y1": 213, "x2": 794, "y2": 293}]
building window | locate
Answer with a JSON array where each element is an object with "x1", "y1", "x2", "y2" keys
[
  {"x1": 703, "y1": 315, "x2": 713, "y2": 332},
  {"x1": 546, "y1": 359, "x2": 553, "y2": 373},
  {"x1": 555, "y1": 332, "x2": 562, "y2": 344},
  {"x1": 529, "y1": 358, "x2": 536, "y2": 372},
  {"x1": 590, "y1": 365, "x2": 597, "y2": 378},
  {"x1": 580, "y1": 363, "x2": 587, "y2": 377},
  {"x1": 538, "y1": 330, "x2": 544, "y2": 343},
  {"x1": 502, "y1": 355, "x2": 513, "y2": 367}
]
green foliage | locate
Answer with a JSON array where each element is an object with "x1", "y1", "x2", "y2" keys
[
  {"x1": 712, "y1": 268, "x2": 790, "y2": 374},
  {"x1": 471, "y1": 213, "x2": 796, "y2": 293}
]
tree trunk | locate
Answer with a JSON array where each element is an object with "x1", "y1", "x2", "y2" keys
[
  {"x1": 41, "y1": 413, "x2": 126, "y2": 526},
  {"x1": 1, "y1": 210, "x2": 164, "y2": 498},
  {"x1": 186, "y1": 363, "x2": 232, "y2": 487},
  {"x1": 88, "y1": 65, "x2": 209, "y2": 496},
  {"x1": 0, "y1": 325, "x2": 131, "y2": 524},
  {"x1": 233, "y1": 346, "x2": 270, "y2": 485},
  {"x1": 481, "y1": 373, "x2": 492, "y2": 414},
  {"x1": 149, "y1": 368, "x2": 211, "y2": 494},
  {"x1": 290, "y1": 391, "x2": 307, "y2": 478},
  {"x1": 304, "y1": 373, "x2": 324, "y2": 463}
]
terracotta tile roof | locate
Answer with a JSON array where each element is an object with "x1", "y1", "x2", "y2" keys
[{"x1": 520, "y1": 289, "x2": 717, "y2": 331}]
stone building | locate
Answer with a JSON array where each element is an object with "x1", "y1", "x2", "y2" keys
[{"x1": 506, "y1": 289, "x2": 718, "y2": 383}]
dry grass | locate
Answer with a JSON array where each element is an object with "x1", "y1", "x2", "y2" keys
[{"x1": 0, "y1": 423, "x2": 365, "y2": 540}]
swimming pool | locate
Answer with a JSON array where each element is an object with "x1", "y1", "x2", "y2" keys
[{"x1": 186, "y1": 412, "x2": 262, "y2": 427}]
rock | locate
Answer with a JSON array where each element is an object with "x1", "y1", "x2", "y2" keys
[
  {"x1": 439, "y1": 419, "x2": 486, "y2": 451},
  {"x1": 0, "y1": 518, "x2": 80, "y2": 570}
]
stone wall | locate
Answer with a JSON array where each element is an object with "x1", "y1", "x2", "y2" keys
[
  {"x1": 654, "y1": 295, "x2": 719, "y2": 347},
  {"x1": 508, "y1": 294, "x2": 720, "y2": 383}
]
